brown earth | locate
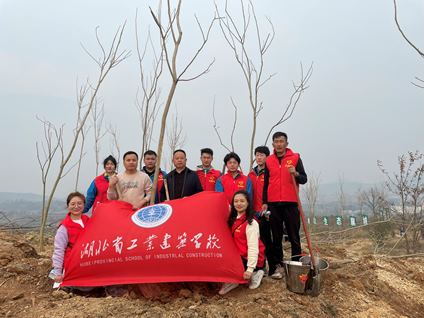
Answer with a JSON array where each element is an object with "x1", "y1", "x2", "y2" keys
[{"x1": 0, "y1": 230, "x2": 423, "y2": 318}]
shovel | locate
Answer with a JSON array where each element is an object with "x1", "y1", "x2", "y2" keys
[
  {"x1": 291, "y1": 174, "x2": 321, "y2": 296},
  {"x1": 164, "y1": 179, "x2": 170, "y2": 201}
]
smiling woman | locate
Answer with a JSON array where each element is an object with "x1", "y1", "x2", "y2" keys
[{"x1": 50, "y1": 192, "x2": 90, "y2": 284}]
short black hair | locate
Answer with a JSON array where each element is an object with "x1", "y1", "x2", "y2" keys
[
  {"x1": 224, "y1": 152, "x2": 241, "y2": 165},
  {"x1": 272, "y1": 131, "x2": 288, "y2": 141},
  {"x1": 254, "y1": 146, "x2": 270, "y2": 156},
  {"x1": 123, "y1": 151, "x2": 139, "y2": 160},
  {"x1": 103, "y1": 155, "x2": 117, "y2": 168},
  {"x1": 201, "y1": 148, "x2": 213, "y2": 156},
  {"x1": 173, "y1": 149, "x2": 186, "y2": 157},
  {"x1": 143, "y1": 150, "x2": 157, "y2": 157}
]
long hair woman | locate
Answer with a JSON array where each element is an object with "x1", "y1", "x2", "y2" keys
[{"x1": 219, "y1": 190, "x2": 265, "y2": 295}]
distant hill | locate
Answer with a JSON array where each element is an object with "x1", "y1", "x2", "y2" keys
[
  {"x1": 315, "y1": 182, "x2": 378, "y2": 202},
  {"x1": 0, "y1": 192, "x2": 65, "y2": 227},
  {"x1": 0, "y1": 192, "x2": 45, "y2": 202}
]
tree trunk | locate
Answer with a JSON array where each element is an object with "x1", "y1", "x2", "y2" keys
[{"x1": 150, "y1": 81, "x2": 177, "y2": 205}]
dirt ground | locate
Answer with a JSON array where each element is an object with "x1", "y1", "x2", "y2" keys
[{"x1": 0, "y1": 230, "x2": 423, "y2": 318}]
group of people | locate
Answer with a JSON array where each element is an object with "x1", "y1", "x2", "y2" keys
[{"x1": 51, "y1": 131, "x2": 307, "y2": 295}]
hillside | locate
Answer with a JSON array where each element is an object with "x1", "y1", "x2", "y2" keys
[{"x1": 0, "y1": 230, "x2": 423, "y2": 318}]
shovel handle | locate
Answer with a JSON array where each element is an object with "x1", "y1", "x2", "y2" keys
[
  {"x1": 164, "y1": 179, "x2": 170, "y2": 201},
  {"x1": 291, "y1": 174, "x2": 317, "y2": 272}
]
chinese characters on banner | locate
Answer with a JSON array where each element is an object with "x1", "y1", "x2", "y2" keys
[{"x1": 62, "y1": 192, "x2": 245, "y2": 287}]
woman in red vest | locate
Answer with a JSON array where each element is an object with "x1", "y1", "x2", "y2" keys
[
  {"x1": 84, "y1": 155, "x2": 117, "y2": 214},
  {"x1": 219, "y1": 190, "x2": 265, "y2": 295},
  {"x1": 50, "y1": 192, "x2": 89, "y2": 283}
]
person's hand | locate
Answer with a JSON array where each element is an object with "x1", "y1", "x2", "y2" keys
[
  {"x1": 243, "y1": 271, "x2": 253, "y2": 280},
  {"x1": 132, "y1": 198, "x2": 148, "y2": 210},
  {"x1": 261, "y1": 204, "x2": 268, "y2": 213},
  {"x1": 109, "y1": 174, "x2": 119, "y2": 187},
  {"x1": 288, "y1": 165, "x2": 298, "y2": 176},
  {"x1": 54, "y1": 274, "x2": 63, "y2": 283}
]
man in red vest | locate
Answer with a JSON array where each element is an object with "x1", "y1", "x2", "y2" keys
[
  {"x1": 196, "y1": 148, "x2": 221, "y2": 191},
  {"x1": 215, "y1": 152, "x2": 252, "y2": 204},
  {"x1": 248, "y1": 146, "x2": 274, "y2": 274},
  {"x1": 262, "y1": 132, "x2": 307, "y2": 279}
]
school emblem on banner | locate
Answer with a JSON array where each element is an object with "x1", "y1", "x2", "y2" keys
[{"x1": 132, "y1": 204, "x2": 173, "y2": 228}]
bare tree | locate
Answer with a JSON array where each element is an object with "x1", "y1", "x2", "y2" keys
[
  {"x1": 263, "y1": 63, "x2": 313, "y2": 145},
  {"x1": 36, "y1": 24, "x2": 129, "y2": 250},
  {"x1": 337, "y1": 175, "x2": 347, "y2": 223},
  {"x1": 303, "y1": 172, "x2": 320, "y2": 231},
  {"x1": 166, "y1": 110, "x2": 186, "y2": 170},
  {"x1": 215, "y1": 0, "x2": 312, "y2": 168},
  {"x1": 216, "y1": 0, "x2": 275, "y2": 169},
  {"x1": 74, "y1": 125, "x2": 89, "y2": 190},
  {"x1": 212, "y1": 97, "x2": 238, "y2": 154},
  {"x1": 379, "y1": 151, "x2": 424, "y2": 253},
  {"x1": 135, "y1": 10, "x2": 164, "y2": 164},
  {"x1": 36, "y1": 118, "x2": 63, "y2": 237},
  {"x1": 393, "y1": 0, "x2": 424, "y2": 88},
  {"x1": 149, "y1": 0, "x2": 217, "y2": 205},
  {"x1": 91, "y1": 100, "x2": 107, "y2": 175},
  {"x1": 359, "y1": 186, "x2": 393, "y2": 253},
  {"x1": 359, "y1": 186, "x2": 390, "y2": 221},
  {"x1": 107, "y1": 123, "x2": 121, "y2": 168}
]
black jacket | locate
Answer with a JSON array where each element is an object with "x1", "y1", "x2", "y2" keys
[{"x1": 160, "y1": 167, "x2": 203, "y2": 201}]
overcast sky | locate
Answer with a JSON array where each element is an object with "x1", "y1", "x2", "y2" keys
[{"x1": 0, "y1": 0, "x2": 423, "y2": 198}]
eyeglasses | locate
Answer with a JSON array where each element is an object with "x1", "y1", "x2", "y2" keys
[{"x1": 69, "y1": 202, "x2": 84, "y2": 207}]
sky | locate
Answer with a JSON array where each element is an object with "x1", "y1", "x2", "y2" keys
[{"x1": 0, "y1": 0, "x2": 423, "y2": 198}]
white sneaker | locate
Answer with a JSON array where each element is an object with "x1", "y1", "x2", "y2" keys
[
  {"x1": 270, "y1": 265, "x2": 284, "y2": 280},
  {"x1": 218, "y1": 283, "x2": 239, "y2": 295},
  {"x1": 249, "y1": 270, "x2": 264, "y2": 289}
]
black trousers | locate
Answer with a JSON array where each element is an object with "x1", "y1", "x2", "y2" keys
[
  {"x1": 258, "y1": 216, "x2": 274, "y2": 271},
  {"x1": 268, "y1": 202, "x2": 301, "y2": 266}
]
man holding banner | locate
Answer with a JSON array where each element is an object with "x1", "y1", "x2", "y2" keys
[
  {"x1": 107, "y1": 151, "x2": 152, "y2": 210},
  {"x1": 161, "y1": 149, "x2": 203, "y2": 201},
  {"x1": 142, "y1": 150, "x2": 167, "y2": 203}
]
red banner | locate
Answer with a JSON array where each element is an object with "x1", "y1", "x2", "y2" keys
[{"x1": 62, "y1": 192, "x2": 245, "y2": 287}]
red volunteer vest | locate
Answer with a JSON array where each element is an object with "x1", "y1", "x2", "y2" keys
[
  {"x1": 61, "y1": 214, "x2": 90, "y2": 270},
  {"x1": 196, "y1": 168, "x2": 221, "y2": 191},
  {"x1": 266, "y1": 148, "x2": 299, "y2": 203},
  {"x1": 156, "y1": 171, "x2": 165, "y2": 201},
  {"x1": 248, "y1": 169, "x2": 265, "y2": 212},
  {"x1": 220, "y1": 172, "x2": 248, "y2": 204},
  {"x1": 93, "y1": 174, "x2": 110, "y2": 213},
  {"x1": 231, "y1": 215, "x2": 265, "y2": 268}
]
